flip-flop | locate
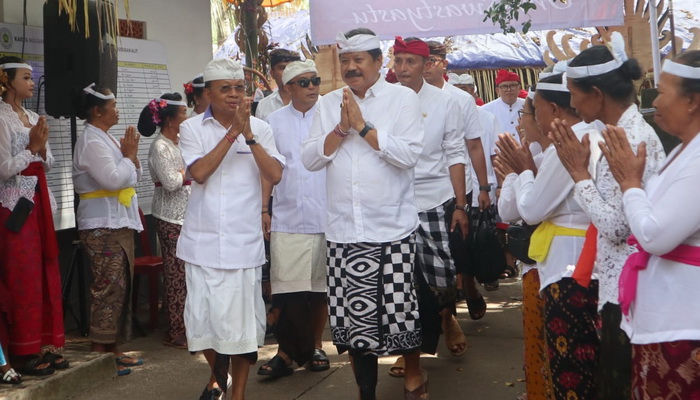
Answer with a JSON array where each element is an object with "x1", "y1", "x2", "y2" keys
[
  {"x1": 404, "y1": 369, "x2": 429, "y2": 400},
  {"x1": 257, "y1": 355, "x2": 293, "y2": 378},
  {"x1": 308, "y1": 349, "x2": 330, "y2": 372},
  {"x1": 42, "y1": 352, "x2": 70, "y2": 370},
  {"x1": 388, "y1": 356, "x2": 405, "y2": 378},
  {"x1": 117, "y1": 367, "x2": 131, "y2": 377},
  {"x1": 16, "y1": 356, "x2": 55, "y2": 376},
  {"x1": 115, "y1": 356, "x2": 144, "y2": 367},
  {"x1": 466, "y1": 295, "x2": 487, "y2": 320},
  {"x1": 0, "y1": 368, "x2": 22, "y2": 384}
]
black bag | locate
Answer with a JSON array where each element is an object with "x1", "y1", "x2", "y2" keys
[
  {"x1": 468, "y1": 207, "x2": 507, "y2": 284},
  {"x1": 506, "y1": 222, "x2": 538, "y2": 265}
]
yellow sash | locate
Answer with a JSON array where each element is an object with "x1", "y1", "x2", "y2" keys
[
  {"x1": 79, "y1": 187, "x2": 136, "y2": 208},
  {"x1": 528, "y1": 221, "x2": 586, "y2": 262}
]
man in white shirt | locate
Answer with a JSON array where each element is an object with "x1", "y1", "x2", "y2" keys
[
  {"x1": 424, "y1": 40, "x2": 492, "y2": 321},
  {"x1": 177, "y1": 57, "x2": 285, "y2": 400},
  {"x1": 454, "y1": 73, "x2": 484, "y2": 106},
  {"x1": 391, "y1": 36, "x2": 469, "y2": 367},
  {"x1": 481, "y1": 69, "x2": 526, "y2": 140},
  {"x1": 257, "y1": 60, "x2": 329, "y2": 379},
  {"x1": 255, "y1": 49, "x2": 301, "y2": 121},
  {"x1": 301, "y1": 28, "x2": 425, "y2": 400}
]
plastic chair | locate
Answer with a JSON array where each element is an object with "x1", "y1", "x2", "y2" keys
[{"x1": 132, "y1": 207, "x2": 163, "y2": 331}]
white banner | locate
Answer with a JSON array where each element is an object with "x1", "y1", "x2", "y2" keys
[{"x1": 309, "y1": 0, "x2": 623, "y2": 45}]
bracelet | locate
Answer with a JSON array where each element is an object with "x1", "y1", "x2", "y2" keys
[
  {"x1": 262, "y1": 210, "x2": 269, "y2": 214},
  {"x1": 224, "y1": 132, "x2": 236, "y2": 144},
  {"x1": 496, "y1": 185, "x2": 503, "y2": 189},
  {"x1": 455, "y1": 203, "x2": 468, "y2": 212},
  {"x1": 479, "y1": 185, "x2": 491, "y2": 192},
  {"x1": 333, "y1": 124, "x2": 349, "y2": 138}
]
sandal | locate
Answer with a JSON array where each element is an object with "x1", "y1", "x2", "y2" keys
[
  {"x1": 483, "y1": 280, "x2": 500, "y2": 291},
  {"x1": 500, "y1": 265, "x2": 518, "y2": 279},
  {"x1": 308, "y1": 349, "x2": 330, "y2": 372},
  {"x1": 257, "y1": 355, "x2": 293, "y2": 378},
  {"x1": 42, "y1": 352, "x2": 70, "y2": 370},
  {"x1": 116, "y1": 366, "x2": 131, "y2": 377},
  {"x1": 163, "y1": 335, "x2": 188, "y2": 350},
  {"x1": 442, "y1": 316, "x2": 467, "y2": 357},
  {"x1": 388, "y1": 356, "x2": 405, "y2": 378},
  {"x1": 465, "y1": 295, "x2": 487, "y2": 320},
  {"x1": 404, "y1": 369, "x2": 429, "y2": 400},
  {"x1": 1, "y1": 368, "x2": 22, "y2": 384},
  {"x1": 115, "y1": 355, "x2": 144, "y2": 367},
  {"x1": 16, "y1": 356, "x2": 55, "y2": 376}
]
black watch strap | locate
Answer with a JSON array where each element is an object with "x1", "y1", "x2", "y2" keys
[
  {"x1": 359, "y1": 124, "x2": 372, "y2": 138},
  {"x1": 479, "y1": 185, "x2": 491, "y2": 192}
]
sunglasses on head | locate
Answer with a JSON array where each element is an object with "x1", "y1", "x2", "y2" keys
[{"x1": 289, "y1": 76, "x2": 321, "y2": 88}]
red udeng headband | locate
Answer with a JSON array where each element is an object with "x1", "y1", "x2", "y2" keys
[
  {"x1": 495, "y1": 69, "x2": 520, "y2": 85},
  {"x1": 393, "y1": 36, "x2": 430, "y2": 59}
]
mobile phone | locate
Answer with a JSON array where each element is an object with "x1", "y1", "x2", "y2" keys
[{"x1": 4, "y1": 197, "x2": 34, "y2": 233}]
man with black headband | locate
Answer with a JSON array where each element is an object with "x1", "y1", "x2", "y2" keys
[
  {"x1": 302, "y1": 28, "x2": 426, "y2": 400},
  {"x1": 256, "y1": 49, "x2": 301, "y2": 121}
]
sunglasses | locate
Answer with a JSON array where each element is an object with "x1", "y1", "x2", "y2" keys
[
  {"x1": 518, "y1": 110, "x2": 534, "y2": 118},
  {"x1": 289, "y1": 76, "x2": 322, "y2": 88}
]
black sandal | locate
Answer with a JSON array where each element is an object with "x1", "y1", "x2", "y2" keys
[
  {"x1": 1, "y1": 368, "x2": 22, "y2": 384},
  {"x1": 466, "y1": 295, "x2": 487, "y2": 320},
  {"x1": 42, "y1": 352, "x2": 70, "y2": 370},
  {"x1": 16, "y1": 356, "x2": 55, "y2": 376},
  {"x1": 257, "y1": 355, "x2": 293, "y2": 378},
  {"x1": 308, "y1": 349, "x2": 330, "y2": 372}
]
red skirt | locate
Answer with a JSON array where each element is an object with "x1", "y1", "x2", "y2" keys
[
  {"x1": 0, "y1": 162, "x2": 64, "y2": 355},
  {"x1": 632, "y1": 341, "x2": 700, "y2": 400}
]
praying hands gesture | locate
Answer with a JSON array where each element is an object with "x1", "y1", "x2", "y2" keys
[
  {"x1": 495, "y1": 133, "x2": 537, "y2": 175},
  {"x1": 549, "y1": 118, "x2": 591, "y2": 182},
  {"x1": 120, "y1": 126, "x2": 140, "y2": 168},
  {"x1": 340, "y1": 88, "x2": 365, "y2": 133},
  {"x1": 231, "y1": 97, "x2": 253, "y2": 141},
  {"x1": 599, "y1": 125, "x2": 646, "y2": 192},
  {"x1": 27, "y1": 116, "x2": 49, "y2": 157}
]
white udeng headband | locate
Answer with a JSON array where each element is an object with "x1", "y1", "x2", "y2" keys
[
  {"x1": 567, "y1": 32, "x2": 627, "y2": 79},
  {"x1": 335, "y1": 32, "x2": 381, "y2": 54},
  {"x1": 158, "y1": 98, "x2": 187, "y2": 107},
  {"x1": 192, "y1": 73, "x2": 205, "y2": 88},
  {"x1": 0, "y1": 63, "x2": 33, "y2": 71},
  {"x1": 527, "y1": 89, "x2": 535, "y2": 100},
  {"x1": 83, "y1": 83, "x2": 115, "y2": 100},
  {"x1": 536, "y1": 73, "x2": 570, "y2": 93},
  {"x1": 662, "y1": 60, "x2": 700, "y2": 79}
]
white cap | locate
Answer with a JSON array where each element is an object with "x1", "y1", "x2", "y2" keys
[
  {"x1": 335, "y1": 32, "x2": 381, "y2": 54},
  {"x1": 446, "y1": 72, "x2": 460, "y2": 83},
  {"x1": 203, "y1": 58, "x2": 244, "y2": 82},
  {"x1": 282, "y1": 60, "x2": 319, "y2": 85},
  {"x1": 458, "y1": 73, "x2": 475, "y2": 85}
]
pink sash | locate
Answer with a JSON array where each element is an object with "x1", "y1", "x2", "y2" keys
[{"x1": 619, "y1": 234, "x2": 700, "y2": 315}]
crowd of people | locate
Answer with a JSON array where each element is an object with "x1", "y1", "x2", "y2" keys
[{"x1": 0, "y1": 25, "x2": 699, "y2": 400}]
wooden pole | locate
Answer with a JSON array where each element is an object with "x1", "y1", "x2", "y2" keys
[{"x1": 669, "y1": 0, "x2": 678, "y2": 56}]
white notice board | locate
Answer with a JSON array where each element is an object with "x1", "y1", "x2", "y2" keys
[{"x1": 0, "y1": 22, "x2": 173, "y2": 229}]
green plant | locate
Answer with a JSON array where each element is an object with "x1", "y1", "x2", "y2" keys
[{"x1": 482, "y1": 0, "x2": 539, "y2": 34}]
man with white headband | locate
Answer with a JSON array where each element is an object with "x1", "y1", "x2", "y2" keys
[
  {"x1": 454, "y1": 73, "x2": 483, "y2": 106},
  {"x1": 301, "y1": 27, "x2": 425, "y2": 400},
  {"x1": 255, "y1": 49, "x2": 301, "y2": 121},
  {"x1": 257, "y1": 59, "x2": 330, "y2": 379},
  {"x1": 177, "y1": 57, "x2": 286, "y2": 400}
]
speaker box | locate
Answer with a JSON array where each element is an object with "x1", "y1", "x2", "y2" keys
[{"x1": 43, "y1": 0, "x2": 118, "y2": 118}]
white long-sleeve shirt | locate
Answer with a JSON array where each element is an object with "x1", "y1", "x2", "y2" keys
[
  {"x1": 0, "y1": 101, "x2": 55, "y2": 213},
  {"x1": 512, "y1": 121, "x2": 600, "y2": 290},
  {"x1": 471, "y1": 108, "x2": 500, "y2": 206},
  {"x1": 255, "y1": 90, "x2": 284, "y2": 122},
  {"x1": 411, "y1": 80, "x2": 466, "y2": 211},
  {"x1": 267, "y1": 102, "x2": 326, "y2": 234},
  {"x1": 177, "y1": 109, "x2": 285, "y2": 270},
  {"x1": 482, "y1": 97, "x2": 525, "y2": 140},
  {"x1": 72, "y1": 123, "x2": 143, "y2": 231},
  {"x1": 148, "y1": 134, "x2": 190, "y2": 225},
  {"x1": 573, "y1": 105, "x2": 666, "y2": 309},
  {"x1": 301, "y1": 78, "x2": 423, "y2": 243},
  {"x1": 621, "y1": 132, "x2": 700, "y2": 344}
]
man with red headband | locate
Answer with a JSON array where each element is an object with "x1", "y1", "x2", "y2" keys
[
  {"x1": 390, "y1": 36, "x2": 469, "y2": 375},
  {"x1": 482, "y1": 69, "x2": 525, "y2": 141}
]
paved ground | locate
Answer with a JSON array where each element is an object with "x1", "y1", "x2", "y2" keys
[{"x1": 66, "y1": 278, "x2": 525, "y2": 400}]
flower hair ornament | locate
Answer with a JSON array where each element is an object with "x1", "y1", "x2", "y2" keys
[
  {"x1": 148, "y1": 98, "x2": 168, "y2": 125},
  {"x1": 183, "y1": 82, "x2": 194, "y2": 95}
]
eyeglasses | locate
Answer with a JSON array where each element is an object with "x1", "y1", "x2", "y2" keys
[
  {"x1": 289, "y1": 76, "x2": 321, "y2": 88},
  {"x1": 498, "y1": 83, "x2": 521, "y2": 92},
  {"x1": 215, "y1": 84, "x2": 246, "y2": 94},
  {"x1": 428, "y1": 57, "x2": 444, "y2": 63},
  {"x1": 518, "y1": 110, "x2": 534, "y2": 118}
]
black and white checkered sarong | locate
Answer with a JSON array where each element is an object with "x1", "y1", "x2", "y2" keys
[
  {"x1": 416, "y1": 199, "x2": 457, "y2": 291},
  {"x1": 327, "y1": 234, "x2": 421, "y2": 356}
]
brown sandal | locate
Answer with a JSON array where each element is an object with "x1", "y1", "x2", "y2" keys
[
  {"x1": 388, "y1": 356, "x2": 405, "y2": 378},
  {"x1": 404, "y1": 369, "x2": 428, "y2": 400},
  {"x1": 442, "y1": 315, "x2": 467, "y2": 357}
]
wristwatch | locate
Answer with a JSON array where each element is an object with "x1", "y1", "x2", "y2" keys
[
  {"x1": 455, "y1": 203, "x2": 468, "y2": 213},
  {"x1": 479, "y1": 185, "x2": 491, "y2": 192},
  {"x1": 358, "y1": 121, "x2": 374, "y2": 138},
  {"x1": 246, "y1": 135, "x2": 260, "y2": 146}
]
